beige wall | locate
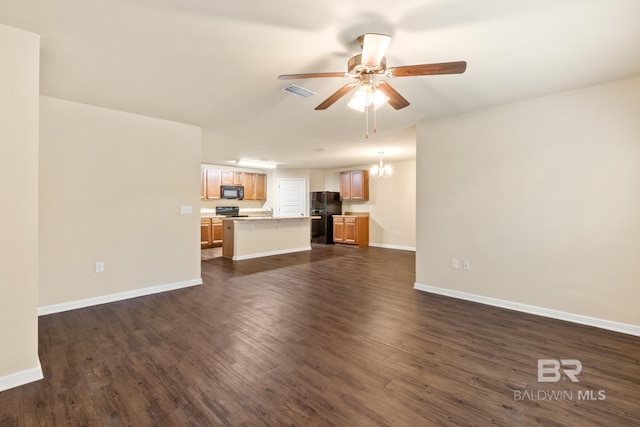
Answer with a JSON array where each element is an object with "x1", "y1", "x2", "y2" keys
[
  {"x1": 0, "y1": 24, "x2": 41, "y2": 384},
  {"x1": 416, "y1": 76, "x2": 640, "y2": 327},
  {"x1": 39, "y1": 97, "x2": 202, "y2": 308},
  {"x1": 322, "y1": 161, "x2": 417, "y2": 250}
]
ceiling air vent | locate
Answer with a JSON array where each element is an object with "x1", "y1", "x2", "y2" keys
[{"x1": 281, "y1": 84, "x2": 315, "y2": 98}]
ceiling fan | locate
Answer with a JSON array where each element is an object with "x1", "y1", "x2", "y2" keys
[{"x1": 278, "y1": 33, "x2": 467, "y2": 112}]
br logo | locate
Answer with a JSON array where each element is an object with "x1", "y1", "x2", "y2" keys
[{"x1": 537, "y1": 359, "x2": 582, "y2": 383}]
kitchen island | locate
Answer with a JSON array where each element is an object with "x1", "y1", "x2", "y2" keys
[{"x1": 222, "y1": 216, "x2": 312, "y2": 260}]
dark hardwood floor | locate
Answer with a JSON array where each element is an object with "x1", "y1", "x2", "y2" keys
[{"x1": 1, "y1": 244, "x2": 639, "y2": 426}]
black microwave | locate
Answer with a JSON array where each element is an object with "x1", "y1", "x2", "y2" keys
[{"x1": 220, "y1": 185, "x2": 244, "y2": 200}]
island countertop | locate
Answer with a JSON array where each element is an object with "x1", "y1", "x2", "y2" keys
[
  {"x1": 222, "y1": 216, "x2": 312, "y2": 260},
  {"x1": 223, "y1": 216, "x2": 314, "y2": 221}
]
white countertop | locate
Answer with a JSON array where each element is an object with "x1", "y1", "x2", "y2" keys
[{"x1": 224, "y1": 216, "x2": 312, "y2": 221}]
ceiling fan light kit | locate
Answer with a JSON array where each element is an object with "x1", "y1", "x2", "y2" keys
[{"x1": 278, "y1": 33, "x2": 466, "y2": 138}]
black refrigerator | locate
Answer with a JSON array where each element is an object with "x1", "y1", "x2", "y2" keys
[{"x1": 310, "y1": 191, "x2": 342, "y2": 244}]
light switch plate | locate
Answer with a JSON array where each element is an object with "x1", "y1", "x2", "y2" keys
[{"x1": 180, "y1": 205, "x2": 193, "y2": 214}]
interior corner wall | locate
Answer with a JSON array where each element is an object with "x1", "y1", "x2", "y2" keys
[
  {"x1": 0, "y1": 24, "x2": 41, "y2": 386},
  {"x1": 415, "y1": 76, "x2": 640, "y2": 327},
  {"x1": 39, "y1": 96, "x2": 202, "y2": 308}
]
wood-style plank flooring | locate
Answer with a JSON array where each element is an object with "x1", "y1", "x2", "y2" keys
[{"x1": 1, "y1": 244, "x2": 639, "y2": 426}]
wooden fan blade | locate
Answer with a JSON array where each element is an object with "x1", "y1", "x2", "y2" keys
[
  {"x1": 315, "y1": 82, "x2": 358, "y2": 110},
  {"x1": 387, "y1": 61, "x2": 467, "y2": 77},
  {"x1": 376, "y1": 81, "x2": 410, "y2": 110},
  {"x1": 278, "y1": 72, "x2": 347, "y2": 80}
]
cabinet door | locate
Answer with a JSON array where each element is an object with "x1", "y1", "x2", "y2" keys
[
  {"x1": 205, "y1": 169, "x2": 221, "y2": 199},
  {"x1": 243, "y1": 172, "x2": 256, "y2": 200},
  {"x1": 340, "y1": 172, "x2": 351, "y2": 200},
  {"x1": 355, "y1": 216, "x2": 369, "y2": 247},
  {"x1": 344, "y1": 217, "x2": 357, "y2": 244},
  {"x1": 255, "y1": 173, "x2": 266, "y2": 200},
  {"x1": 221, "y1": 170, "x2": 234, "y2": 185},
  {"x1": 200, "y1": 219, "x2": 212, "y2": 248},
  {"x1": 349, "y1": 170, "x2": 369, "y2": 201},
  {"x1": 333, "y1": 217, "x2": 344, "y2": 243},
  {"x1": 212, "y1": 219, "x2": 223, "y2": 247},
  {"x1": 233, "y1": 172, "x2": 244, "y2": 185},
  {"x1": 200, "y1": 170, "x2": 206, "y2": 200}
]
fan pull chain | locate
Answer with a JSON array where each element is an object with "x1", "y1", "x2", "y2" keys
[
  {"x1": 373, "y1": 103, "x2": 378, "y2": 134},
  {"x1": 365, "y1": 104, "x2": 369, "y2": 138}
]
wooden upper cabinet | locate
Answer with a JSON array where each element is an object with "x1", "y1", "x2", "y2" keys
[
  {"x1": 243, "y1": 172, "x2": 256, "y2": 200},
  {"x1": 205, "y1": 169, "x2": 221, "y2": 199},
  {"x1": 221, "y1": 170, "x2": 234, "y2": 185},
  {"x1": 201, "y1": 167, "x2": 265, "y2": 200},
  {"x1": 233, "y1": 172, "x2": 243, "y2": 185},
  {"x1": 221, "y1": 171, "x2": 245, "y2": 186},
  {"x1": 340, "y1": 170, "x2": 369, "y2": 201},
  {"x1": 242, "y1": 172, "x2": 267, "y2": 201},
  {"x1": 340, "y1": 172, "x2": 351, "y2": 200},
  {"x1": 254, "y1": 173, "x2": 266, "y2": 200}
]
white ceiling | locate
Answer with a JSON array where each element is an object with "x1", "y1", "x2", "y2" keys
[{"x1": 1, "y1": 0, "x2": 639, "y2": 169}]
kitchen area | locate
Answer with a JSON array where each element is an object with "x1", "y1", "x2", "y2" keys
[{"x1": 200, "y1": 165, "x2": 373, "y2": 260}]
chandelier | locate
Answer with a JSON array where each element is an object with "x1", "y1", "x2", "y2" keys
[{"x1": 370, "y1": 151, "x2": 392, "y2": 178}]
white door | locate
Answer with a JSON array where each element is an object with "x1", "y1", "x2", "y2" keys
[{"x1": 278, "y1": 178, "x2": 306, "y2": 217}]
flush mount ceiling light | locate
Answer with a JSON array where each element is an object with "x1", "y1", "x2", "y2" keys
[
  {"x1": 278, "y1": 32, "x2": 466, "y2": 138},
  {"x1": 236, "y1": 159, "x2": 277, "y2": 169},
  {"x1": 370, "y1": 151, "x2": 392, "y2": 178}
]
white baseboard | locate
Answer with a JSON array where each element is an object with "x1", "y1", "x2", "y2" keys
[
  {"x1": 38, "y1": 278, "x2": 203, "y2": 316},
  {"x1": 0, "y1": 360, "x2": 43, "y2": 392},
  {"x1": 232, "y1": 246, "x2": 311, "y2": 261},
  {"x1": 369, "y1": 242, "x2": 416, "y2": 252},
  {"x1": 414, "y1": 282, "x2": 640, "y2": 337}
]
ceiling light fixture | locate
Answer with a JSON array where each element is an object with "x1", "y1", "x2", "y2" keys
[
  {"x1": 347, "y1": 77, "x2": 389, "y2": 138},
  {"x1": 236, "y1": 159, "x2": 277, "y2": 169},
  {"x1": 347, "y1": 84, "x2": 389, "y2": 112},
  {"x1": 370, "y1": 151, "x2": 392, "y2": 178}
]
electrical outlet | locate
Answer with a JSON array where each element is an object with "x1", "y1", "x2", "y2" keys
[
  {"x1": 463, "y1": 260, "x2": 471, "y2": 270},
  {"x1": 451, "y1": 258, "x2": 460, "y2": 269},
  {"x1": 95, "y1": 261, "x2": 104, "y2": 273}
]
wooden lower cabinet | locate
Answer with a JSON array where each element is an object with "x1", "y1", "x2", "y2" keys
[
  {"x1": 333, "y1": 215, "x2": 369, "y2": 248},
  {"x1": 201, "y1": 218, "x2": 223, "y2": 248},
  {"x1": 201, "y1": 218, "x2": 212, "y2": 248}
]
